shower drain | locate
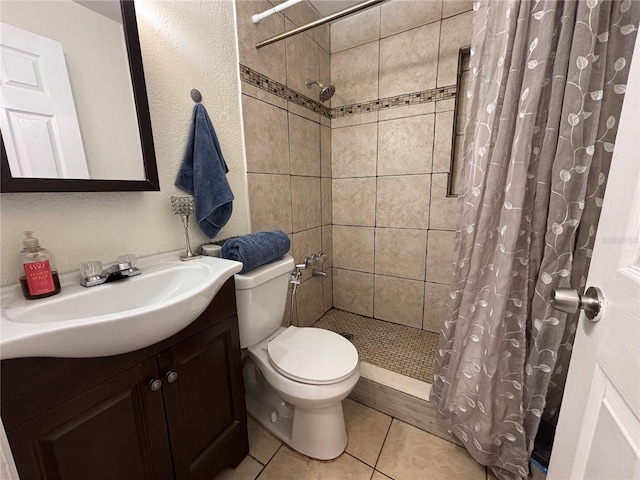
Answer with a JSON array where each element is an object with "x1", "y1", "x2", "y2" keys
[{"x1": 339, "y1": 332, "x2": 354, "y2": 341}]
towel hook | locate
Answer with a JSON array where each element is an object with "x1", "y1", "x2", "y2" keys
[{"x1": 190, "y1": 89, "x2": 202, "y2": 103}]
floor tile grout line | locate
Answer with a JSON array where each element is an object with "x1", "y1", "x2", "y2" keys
[
  {"x1": 347, "y1": 397, "x2": 397, "y2": 424},
  {"x1": 344, "y1": 451, "x2": 378, "y2": 473},
  {"x1": 373, "y1": 416, "x2": 395, "y2": 473},
  {"x1": 255, "y1": 444, "x2": 283, "y2": 479},
  {"x1": 252, "y1": 456, "x2": 266, "y2": 480}
]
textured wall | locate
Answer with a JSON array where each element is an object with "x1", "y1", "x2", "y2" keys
[{"x1": 0, "y1": 0, "x2": 250, "y2": 286}]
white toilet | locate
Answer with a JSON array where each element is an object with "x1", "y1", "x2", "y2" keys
[{"x1": 234, "y1": 255, "x2": 360, "y2": 460}]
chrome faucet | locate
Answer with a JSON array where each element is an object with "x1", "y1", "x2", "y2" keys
[
  {"x1": 80, "y1": 255, "x2": 141, "y2": 287},
  {"x1": 291, "y1": 251, "x2": 328, "y2": 283},
  {"x1": 297, "y1": 251, "x2": 327, "y2": 270}
]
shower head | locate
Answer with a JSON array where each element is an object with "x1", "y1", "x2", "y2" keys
[{"x1": 306, "y1": 80, "x2": 335, "y2": 103}]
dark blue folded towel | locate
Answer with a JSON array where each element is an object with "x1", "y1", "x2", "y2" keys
[
  {"x1": 176, "y1": 104, "x2": 234, "y2": 239},
  {"x1": 221, "y1": 230, "x2": 290, "y2": 273}
]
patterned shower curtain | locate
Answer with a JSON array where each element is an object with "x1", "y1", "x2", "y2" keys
[{"x1": 430, "y1": 1, "x2": 639, "y2": 479}]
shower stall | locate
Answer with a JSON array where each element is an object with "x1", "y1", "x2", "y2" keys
[
  {"x1": 236, "y1": 0, "x2": 471, "y2": 412},
  {"x1": 312, "y1": 0, "x2": 472, "y2": 398}
]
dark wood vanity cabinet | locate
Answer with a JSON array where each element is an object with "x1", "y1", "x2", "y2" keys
[
  {"x1": 1, "y1": 278, "x2": 248, "y2": 480},
  {"x1": 7, "y1": 358, "x2": 174, "y2": 480},
  {"x1": 158, "y1": 317, "x2": 248, "y2": 479}
]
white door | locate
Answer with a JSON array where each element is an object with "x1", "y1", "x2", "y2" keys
[
  {"x1": 547, "y1": 34, "x2": 640, "y2": 480},
  {"x1": 0, "y1": 22, "x2": 89, "y2": 178}
]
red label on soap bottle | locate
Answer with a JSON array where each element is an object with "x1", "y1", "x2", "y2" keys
[{"x1": 24, "y1": 260, "x2": 55, "y2": 295}]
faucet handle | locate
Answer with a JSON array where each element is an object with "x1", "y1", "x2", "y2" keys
[
  {"x1": 117, "y1": 254, "x2": 137, "y2": 267},
  {"x1": 80, "y1": 261, "x2": 103, "y2": 280},
  {"x1": 314, "y1": 251, "x2": 327, "y2": 262},
  {"x1": 116, "y1": 254, "x2": 141, "y2": 278},
  {"x1": 80, "y1": 260, "x2": 106, "y2": 287}
]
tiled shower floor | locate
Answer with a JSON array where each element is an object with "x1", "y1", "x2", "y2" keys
[{"x1": 313, "y1": 309, "x2": 440, "y2": 384}]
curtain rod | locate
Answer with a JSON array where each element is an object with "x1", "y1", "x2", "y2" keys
[
  {"x1": 255, "y1": 0, "x2": 389, "y2": 49},
  {"x1": 252, "y1": 0, "x2": 303, "y2": 23}
]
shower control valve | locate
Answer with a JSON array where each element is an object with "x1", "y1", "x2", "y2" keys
[{"x1": 312, "y1": 251, "x2": 327, "y2": 263}]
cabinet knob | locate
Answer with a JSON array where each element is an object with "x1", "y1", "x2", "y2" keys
[
  {"x1": 165, "y1": 371, "x2": 178, "y2": 383},
  {"x1": 149, "y1": 379, "x2": 163, "y2": 391}
]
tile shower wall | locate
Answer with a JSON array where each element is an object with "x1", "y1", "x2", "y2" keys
[
  {"x1": 235, "y1": 0, "x2": 332, "y2": 328},
  {"x1": 330, "y1": 0, "x2": 473, "y2": 332}
]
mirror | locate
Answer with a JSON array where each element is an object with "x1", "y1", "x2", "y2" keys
[{"x1": 0, "y1": 0, "x2": 159, "y2": 192}]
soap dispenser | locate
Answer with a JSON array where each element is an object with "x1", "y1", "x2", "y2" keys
[{"x1": 18, "y1": 231, "x2": 61, "y2": 300}]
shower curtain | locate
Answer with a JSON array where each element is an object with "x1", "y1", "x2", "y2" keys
[{"x1": 430, "y1": 1, "x2": 639, "y2": 479}]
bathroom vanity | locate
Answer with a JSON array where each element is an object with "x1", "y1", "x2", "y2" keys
[{"x1": 1, "y1": 278, "x2": 248, "y2": 480}]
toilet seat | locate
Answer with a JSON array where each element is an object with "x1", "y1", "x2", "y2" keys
[{"x1": 267, "y1": 326, "x2": 358, "y2": 385}]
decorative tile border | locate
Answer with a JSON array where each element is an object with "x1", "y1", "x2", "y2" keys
[
  {"x1": 240, "y1": 64, "x2": 331, "y2": 118},
  {"x1": 332, "y1": 86, "x2": 457, "y2": 118},
  {"x1": 240, "y1": 64, "x2": 457, "y2": 120}
]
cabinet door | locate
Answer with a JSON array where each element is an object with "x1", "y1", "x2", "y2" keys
[
  {"x1": 7, "y1": 358, "x2": 173, "y2": 480},
  {"x1": 158, "y1": 315, "x2": 248, "y2": 480}
]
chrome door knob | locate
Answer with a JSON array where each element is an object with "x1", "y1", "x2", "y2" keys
[
  {"x1": 551, "y1": 286, "x2": 604, "y2": 322},
  {"x1": 165, "y1": 371, "x2": 178, "y2": 383},
  {"x1": 149, "y1": 379, "x2": 163, "y2": 391}
]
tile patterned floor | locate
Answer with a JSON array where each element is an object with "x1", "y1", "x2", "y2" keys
[
  {"x1": 313, "y1": 309, "x2": 440, "y2": 384},
  {"x1": 213, "y1": 398, "x2": 490, "y2": 480}
]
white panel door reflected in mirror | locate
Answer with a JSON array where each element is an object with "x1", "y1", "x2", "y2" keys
[
  {"x1": 1, "y1": 23, "x2": 89, "y2": 179},
  {"x1": 0, "y1": 0, "x2": 145, "y2": 182}
]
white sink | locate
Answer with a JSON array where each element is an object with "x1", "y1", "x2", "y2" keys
[{"x1": 0, "y1": 251, "x2": 242, "y2": 359}]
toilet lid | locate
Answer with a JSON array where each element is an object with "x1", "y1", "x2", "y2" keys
[{"x1": 267, "y1": 326, "x2": 359, "y2": 385}]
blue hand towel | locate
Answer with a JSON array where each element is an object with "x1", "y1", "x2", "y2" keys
[
  {"x1": 176, "y1": 104, "x2": 234, "y2": 238},
  {"x1": 221, "y1": 230, "x2": 290, "y2": 273}
]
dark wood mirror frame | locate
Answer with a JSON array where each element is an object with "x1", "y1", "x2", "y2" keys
[{"x1": 0, "y1": 1, "x2": 160, "y2": 193}]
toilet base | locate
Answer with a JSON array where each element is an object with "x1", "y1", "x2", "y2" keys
[{"x1": 243, "y1": 359, "x2": 348, "y2": 460}]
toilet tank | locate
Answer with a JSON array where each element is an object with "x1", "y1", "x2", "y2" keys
[{"x1": 234, "y1": 255, "x2": 294, "y2": 348}]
